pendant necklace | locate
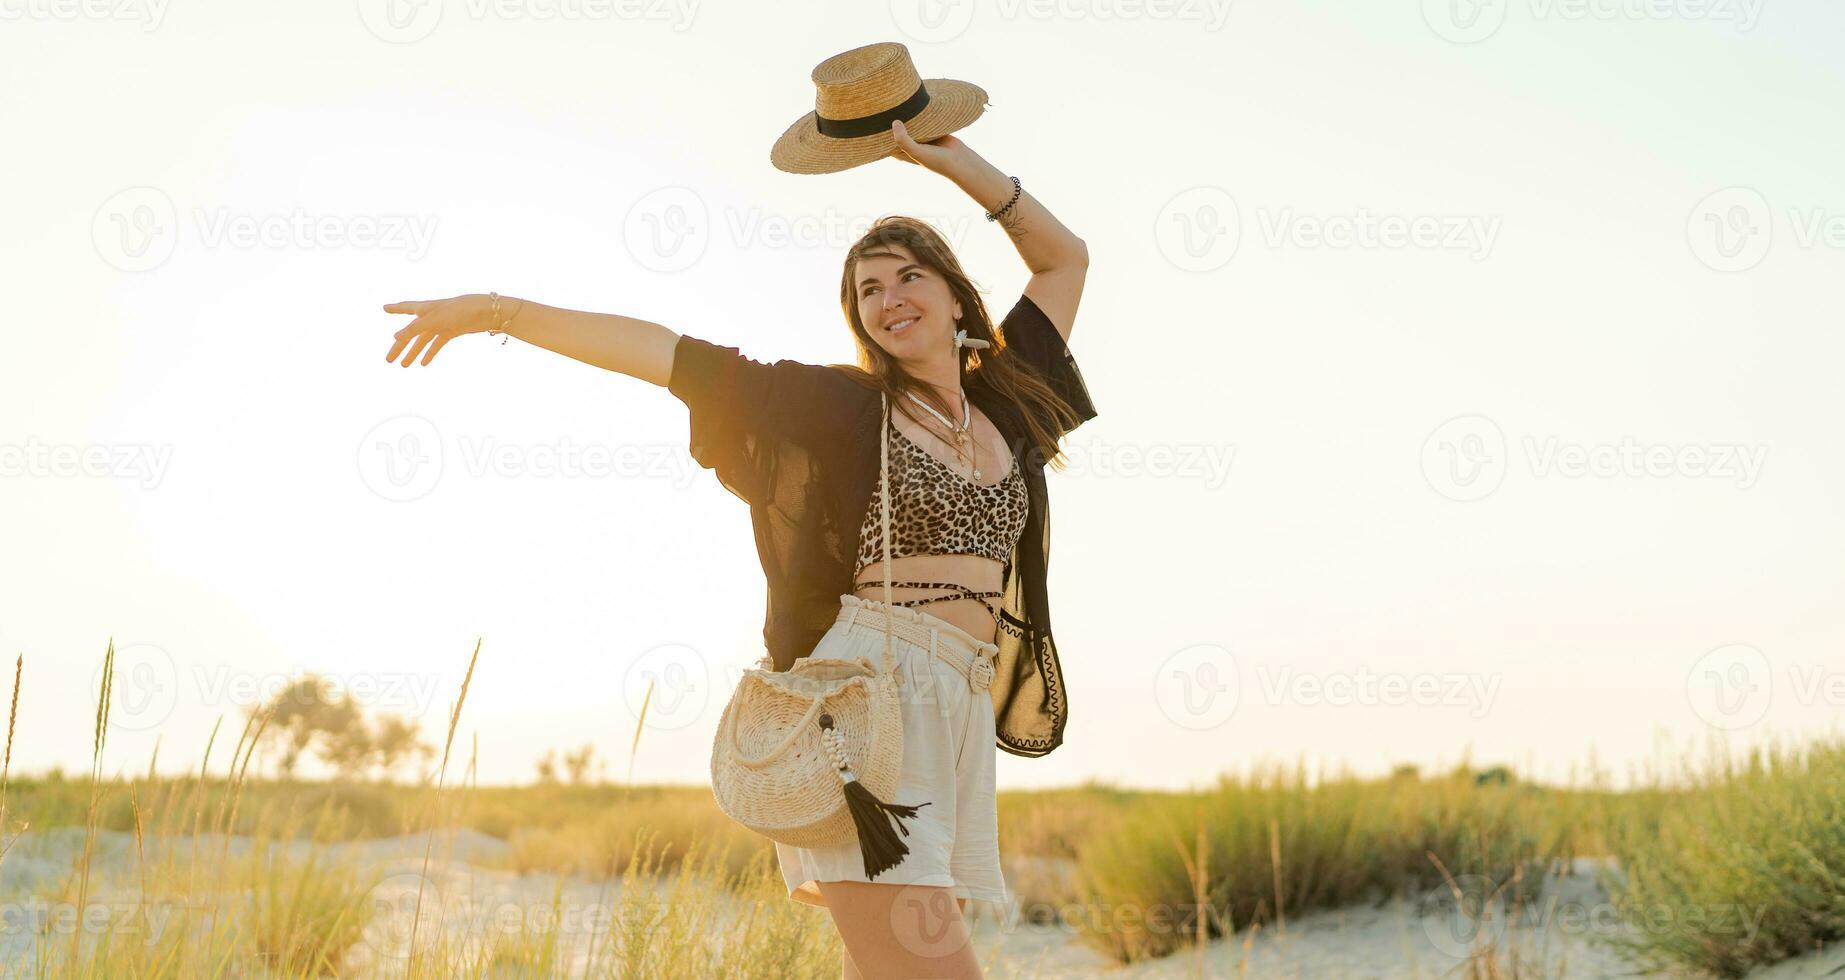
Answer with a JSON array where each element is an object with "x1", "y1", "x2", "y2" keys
[{"x1": 904, "y1": 389, "x2": 981, "y2": 480}]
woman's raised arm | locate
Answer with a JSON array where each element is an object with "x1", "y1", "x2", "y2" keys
[
  {"x1": 382, "y1": 293, "x2": 680, "y2": 386},
  {"x1": 888, "y1": 119, "x2": 1089, "y2": 342}
]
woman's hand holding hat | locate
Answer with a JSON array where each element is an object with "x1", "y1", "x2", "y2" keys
[
  {"x1": 770, "y1": 42, "x2": 988, "y2": 175},
  {"x1": 888, "y1": 118, "x2": 973, "y2": 176}
]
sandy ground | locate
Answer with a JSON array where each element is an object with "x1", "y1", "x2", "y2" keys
[
  {"x1": 4, "y1": 827, "x2": 1843, "y2": 979},
  {"x1": 982, "y1": 856, "x2": 1845, "y2": 980}
]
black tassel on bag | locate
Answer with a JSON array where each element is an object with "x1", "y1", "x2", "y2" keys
[{"x1": 818, "y1": 713, "x2": 930, "y2": 879}]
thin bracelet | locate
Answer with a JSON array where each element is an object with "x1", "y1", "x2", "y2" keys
[
  {"x1": 985, "y1": 175, "x2": 1021, "y2": 222},
  {"x1": 487, "y1": 292, "x2": 524, "y2": 345}
]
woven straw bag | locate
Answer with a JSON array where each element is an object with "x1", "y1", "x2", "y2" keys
[{"x1": 709, "y1": 390, "x2": 928, "y2": 876}]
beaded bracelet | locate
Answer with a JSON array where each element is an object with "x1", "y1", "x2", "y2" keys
[
  {"x1": 486, "y1": 291, "x2": 523, "y2": 345},
  {"x1": 985, "y1": 175, "x2": 1021, "y2": 222}
]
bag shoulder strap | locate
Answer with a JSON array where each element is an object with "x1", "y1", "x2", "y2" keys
[{"x1": 879, "y1": 390, "x2": 895, "y2": 676}]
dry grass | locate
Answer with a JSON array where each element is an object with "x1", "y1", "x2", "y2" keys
[
  {"x1": 0, "y1": 640, "x2": 845, "y2": 978},
  {"x1": 4, "y1": 640, "x2": 1843, "y2": 978}
]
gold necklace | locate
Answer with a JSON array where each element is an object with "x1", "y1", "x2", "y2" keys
[{"x1": 903, "y1": 390, "x2": 982, "y2": 480}]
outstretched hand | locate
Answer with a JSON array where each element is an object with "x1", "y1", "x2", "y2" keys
[
  {"x1": 381, "y1": 293, "x2": 500, "y2": 366},
  {"x1": 888, "y1": 118, "x2": 973, "y2": 176}
]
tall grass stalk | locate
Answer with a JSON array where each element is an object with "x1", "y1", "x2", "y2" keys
[
  {"x1": 406, "y1": 635, "x2": 481, "y2": 974},
  {"x1": 0, "y1": 653, "x2": 23, "y2": 875},
  {"x1": 628, "y1": 674, "x2": 654, "y2": 787},
  {"x1": 68, "y1": 639, "x2": 116, "y2": 972}
]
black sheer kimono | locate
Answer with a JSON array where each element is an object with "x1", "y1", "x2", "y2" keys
[{"x1": 666, "y1": 293, "x2": 1098, "y2": 757}]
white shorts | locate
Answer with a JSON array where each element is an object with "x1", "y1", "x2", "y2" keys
[{"x1": 775, "y1": 593, "x2": 1010, "y2": 910}]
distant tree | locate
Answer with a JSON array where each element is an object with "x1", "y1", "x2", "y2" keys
[
  {"x1": 563, "y1": 743, "x2": 597, "y2": 786},
  {"x1": 254, "y1": 676, "x2": 342, "y2": 778},
  {"x1": 373, "y1": 715, "x2": 435, "y2": 783},
  {"x1": 534, "y1": 748, "x2": 559, "y2": 786},
  {"x1": 247, "y1": 673, "x2": 434, "y2": 782}
]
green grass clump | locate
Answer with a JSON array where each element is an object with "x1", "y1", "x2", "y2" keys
[
  {"x1": 1601, "y1": 738, "x2": 1845, "y2": 978},
  {"x1": 1066, "y1": 762, "x2": 1569, "y2": 964}
]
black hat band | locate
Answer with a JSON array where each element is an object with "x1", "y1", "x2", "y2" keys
[{"x1": 814, "y1": 83, "x2": 931, "y2": 139}]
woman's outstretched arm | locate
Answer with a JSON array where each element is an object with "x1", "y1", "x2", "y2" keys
[
  {"x1": 888, "y1": 118, "x2": 1089, "y2": 342},
  {"x1": 382, "y1": 293, "x2": 857, "y2": 504},
  {"x1": 382, "y1": 293, "x2": 678, "y2": 385}
]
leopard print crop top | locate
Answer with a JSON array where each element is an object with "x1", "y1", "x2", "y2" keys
[{"x1": 853, "y1": 419, "x2": 1029, "y2": 577}]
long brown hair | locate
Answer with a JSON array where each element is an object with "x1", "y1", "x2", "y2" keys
[{"x1": 836, "y1": 216, "x2": 1084, "y2": 471}]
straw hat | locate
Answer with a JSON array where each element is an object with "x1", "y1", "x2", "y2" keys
[{"x1": 771, "y1": 41, "x2": 989, "y2": 175}]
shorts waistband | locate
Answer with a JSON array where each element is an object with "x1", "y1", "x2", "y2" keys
[{"x1": 836, "y1": 593, "x2": 999, "y2": 692}]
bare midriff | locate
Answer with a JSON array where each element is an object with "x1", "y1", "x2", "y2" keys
[{"x1": 851, "y1": 552, "x2": 1005, "y2": 647}]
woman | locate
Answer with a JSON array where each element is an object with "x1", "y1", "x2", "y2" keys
[{"x1": 383, "y1": 118, "x2": 1095, "y2": 979}]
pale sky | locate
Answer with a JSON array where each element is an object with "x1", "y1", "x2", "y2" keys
[{"x1": 3, "y1": 0, "x2": 1841, "y2": 791}]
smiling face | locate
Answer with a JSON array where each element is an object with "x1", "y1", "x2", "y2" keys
[{"x1": 853, "y1": 243, "x2": 963, "y2": 364}]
